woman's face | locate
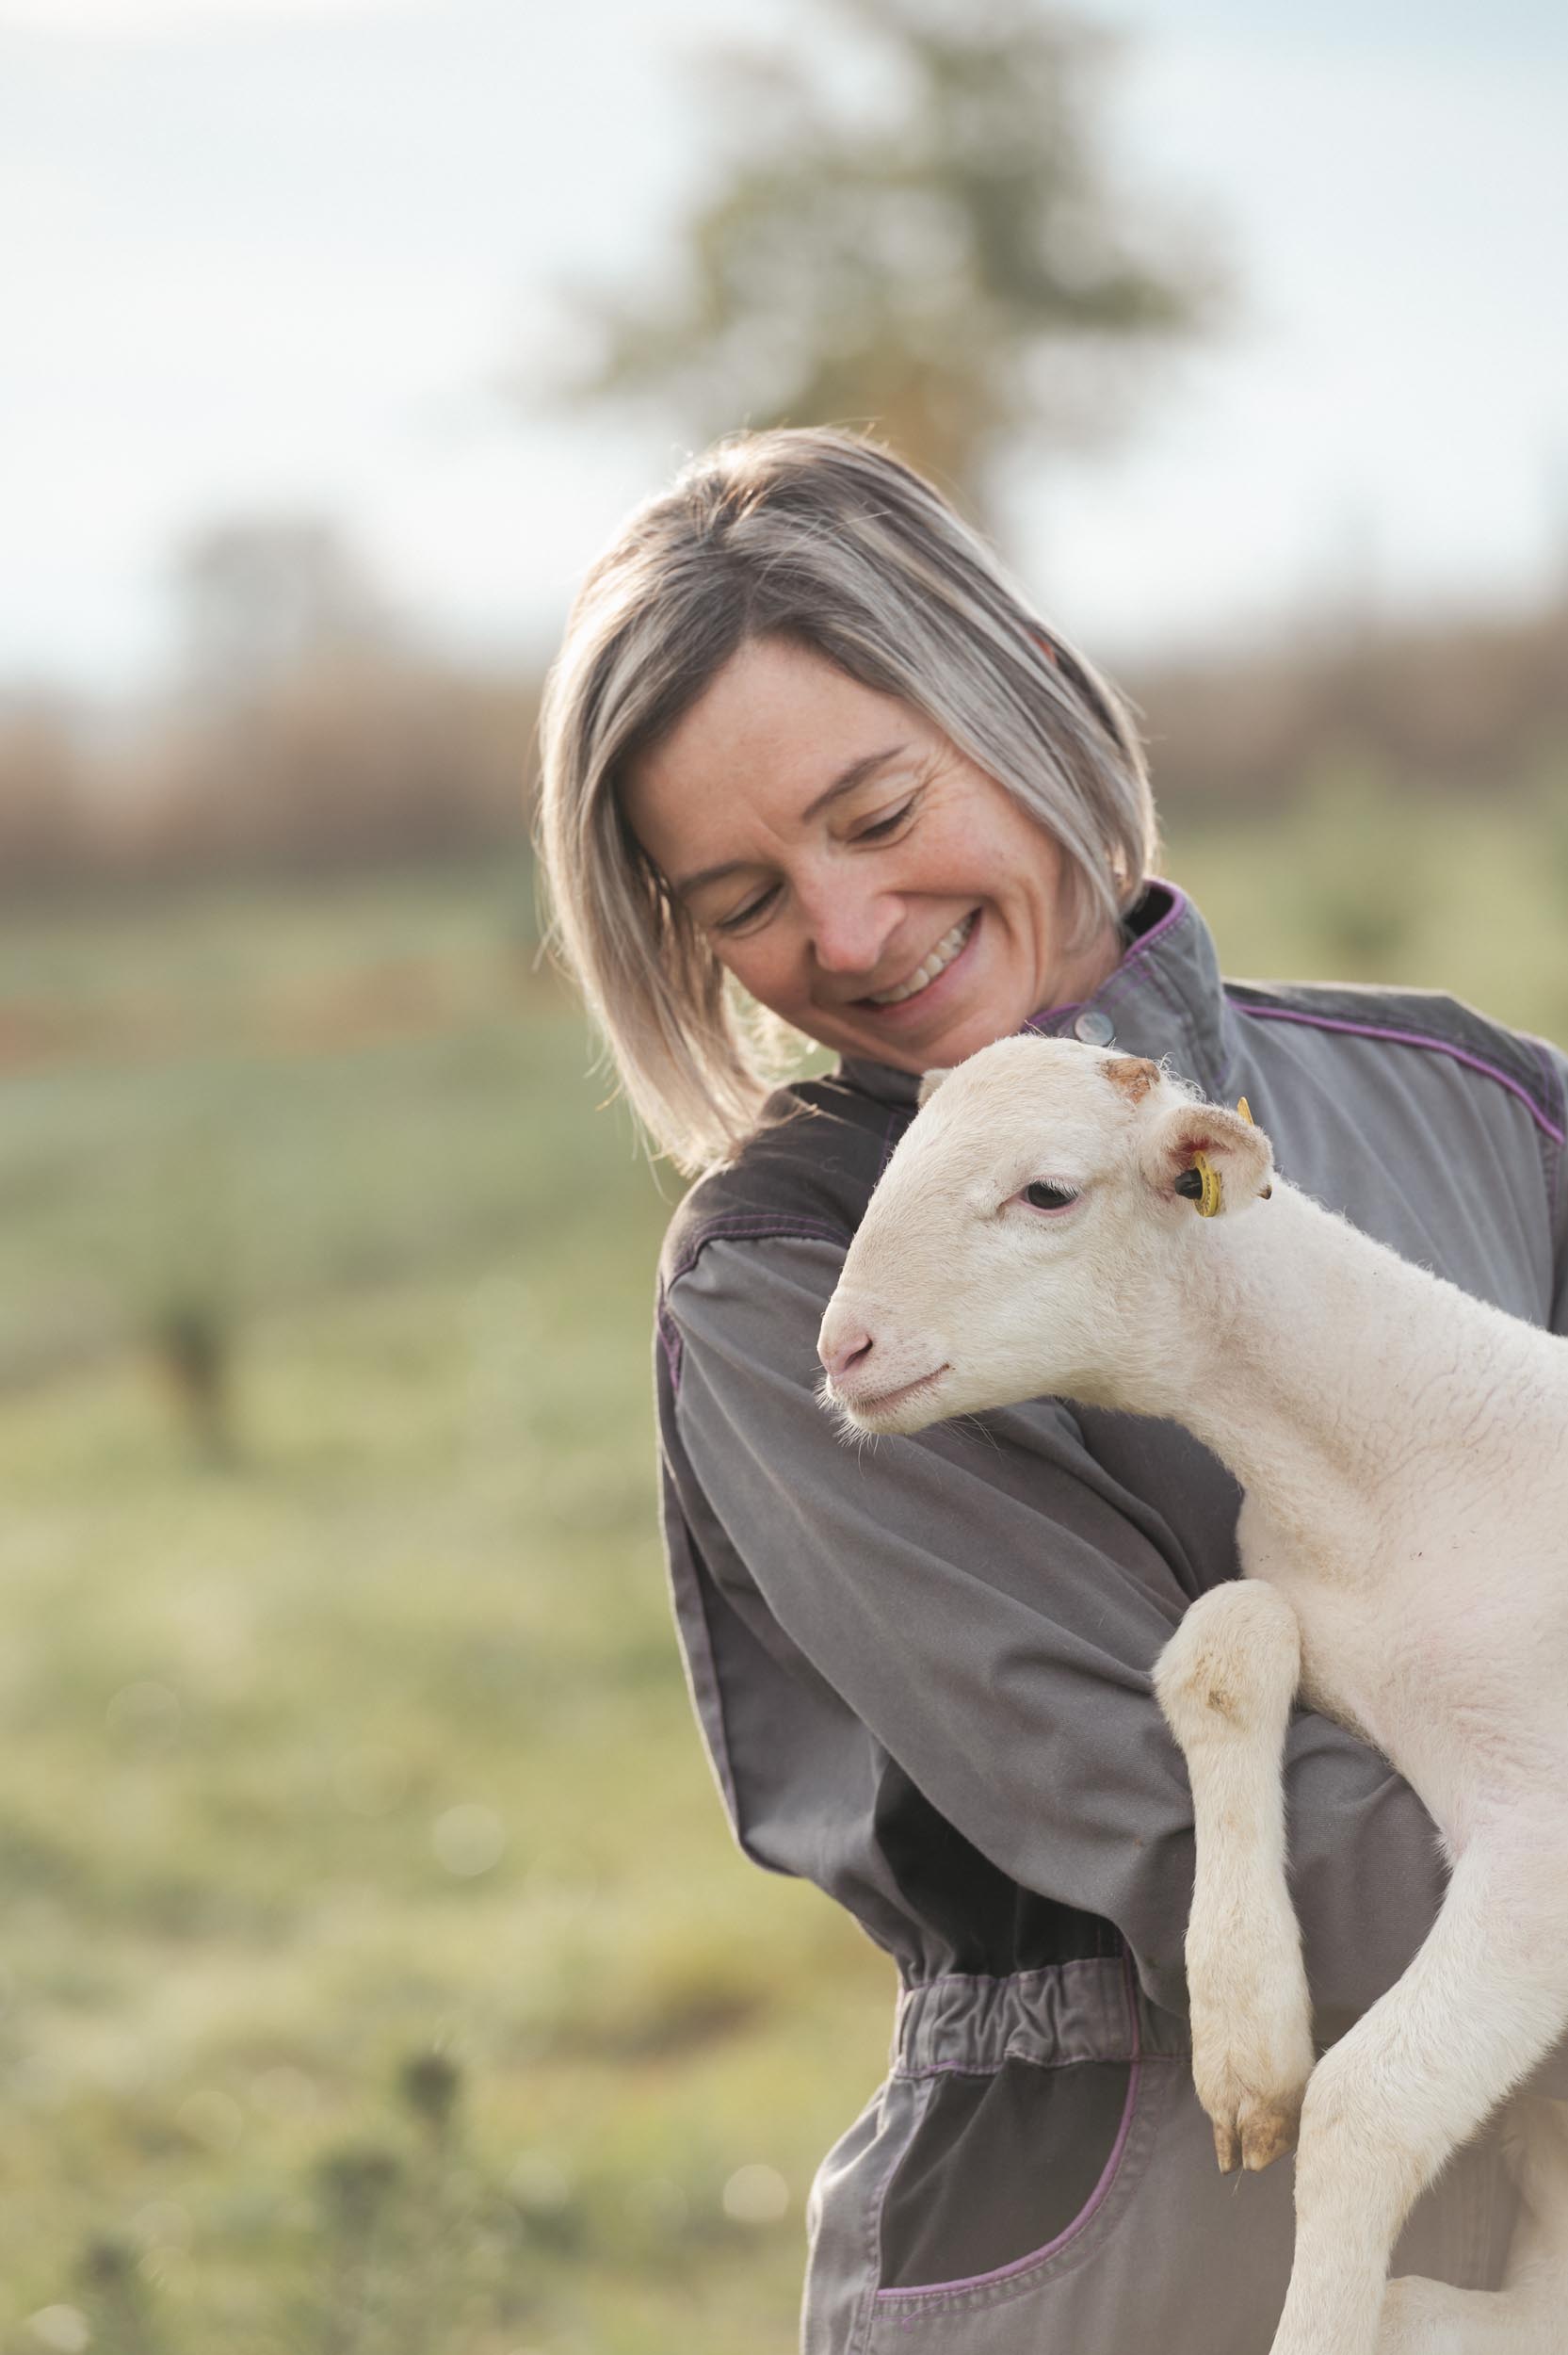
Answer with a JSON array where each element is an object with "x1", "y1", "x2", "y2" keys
[{"x1": 621, "y1": 636, "x2": 1123, "y2": 1075}]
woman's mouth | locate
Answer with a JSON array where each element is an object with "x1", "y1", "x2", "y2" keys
[{"x1": 859, "y1": 911, "x2": 978, "y2": 1015}]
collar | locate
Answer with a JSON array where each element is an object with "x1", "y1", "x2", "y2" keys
[{"x1": 837, "y1": 880, "x2": 1230, "y2": 1110}]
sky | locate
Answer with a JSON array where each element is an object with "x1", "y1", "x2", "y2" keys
[{"x1": 2, "y1": 0, "x2": 1566, "y2": 696}]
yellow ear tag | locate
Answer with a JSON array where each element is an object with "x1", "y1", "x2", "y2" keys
[
  {"x1": 1235, "y1": 1095, "x2": 1272, "y2": 1198},
  {"x1": 1191, "y1": 1151, "x2": 1222, "y2": 1218}
]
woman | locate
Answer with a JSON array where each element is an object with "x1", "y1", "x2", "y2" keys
[{"x1": 537, "y1": 428, "x2": 1568, "y2": 2351}]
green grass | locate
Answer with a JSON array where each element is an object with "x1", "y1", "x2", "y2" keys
[
  {"x1": 0, "y1": 1276, "x2": 888, "y2": 2352},
  {"x1": 3, "y1": 779, "x2": 1565, "y2": 2350},
  {"x1": 1, "y1": 869, "x2": 890, "y2": 2352}
]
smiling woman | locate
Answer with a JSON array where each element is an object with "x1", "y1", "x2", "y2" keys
[
  {"x1": 539, "y1": 427, "x2": 1151, "y2": 1175},
  {"x1": 535, "y1": 427, "x2": 1565, "y2": 2353}
]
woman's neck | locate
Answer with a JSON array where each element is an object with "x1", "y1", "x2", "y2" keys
[{"x1": 1048, "y1": 915, "x2": 1127, "y2": 1011}]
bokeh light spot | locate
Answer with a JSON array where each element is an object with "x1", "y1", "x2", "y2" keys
[
  {"x1": 509, "y1": 2152, "x2": 570, "y2": 2215},
  {"x1": 26, "y1": 2313, "x2": 90, "y2": 2354},
  {"x1": 721, "y1": 2162, "x2": 789, "y2": 2225},
  {"x1": 432, "y1": 1803, "x2": 506, "y2": 1877}
]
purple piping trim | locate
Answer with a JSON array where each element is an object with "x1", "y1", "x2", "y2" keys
[
  {"x1": 1240, "y1": 1005, "x2": 1566, "y2": 1146},
  {"x1": 873, "y1": 1950, "x2": 1144, "y2": 2304},
  {"x1": 1115, "y1": 875, "x2": 1190, "y2": 966},
  {"x1": 1023, "y1": 999, "x2": 1086, "y2": 1034},
  {"x1": 1527, "y1": 1036, "x2": 1568, "y2": 1223}
]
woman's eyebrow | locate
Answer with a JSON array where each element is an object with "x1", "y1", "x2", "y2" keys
[{"x1": 670, "y1": 743, "x2": 911, "y2": 901}]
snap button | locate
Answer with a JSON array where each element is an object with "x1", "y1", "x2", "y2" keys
[{"x1": 1073, "y1": 1008, "x2": 1116, "y2": 1047}]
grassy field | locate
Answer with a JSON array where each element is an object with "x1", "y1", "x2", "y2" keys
[
  {"x1": 3, "y1": 770, "x2": 1565, "y2": 2352},
  {"x1": 3, "y1": 862, "x2": 893, "y2": 2355}
]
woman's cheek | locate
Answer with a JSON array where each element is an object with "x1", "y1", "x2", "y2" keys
[{"x1": 723, "y1": 938, "x2": 799, "y2": 1019}]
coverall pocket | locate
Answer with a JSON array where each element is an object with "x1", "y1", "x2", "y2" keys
[{"x1": 865, "y1": 2054, "x2": 1174, "y2": 2349}]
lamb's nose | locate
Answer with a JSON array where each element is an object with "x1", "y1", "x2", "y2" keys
[{"x1": 817, "y1": 1321, "x2": 876, "y2": 1382}]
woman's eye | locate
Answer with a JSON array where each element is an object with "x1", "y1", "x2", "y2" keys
[
  {"x1": 854, "y1": 797, "x2": 916, "y2": 843},
  {"x1": 1023, "y1": 1181, "x2": 1078, "y2": 1212},
  {"x1": 714, "y1": 885, "x2": 780, "y2": 934}
]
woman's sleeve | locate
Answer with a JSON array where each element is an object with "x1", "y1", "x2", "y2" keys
[
  {"x1": 668, "y1": 1231, "x2": 1449, "y2": 2025},
  {"x1": 1541, "y1": 1041, "x2": 1568, "y2": 1337}
]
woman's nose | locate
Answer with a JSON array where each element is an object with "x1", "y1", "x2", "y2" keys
[{"x1": 806, "y1": 886, "x2": 901, "y2": 977}]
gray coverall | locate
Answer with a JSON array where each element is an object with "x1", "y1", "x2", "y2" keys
[{"x1": 654, "y1": 881, "x2": 1568, "y2": 2352}]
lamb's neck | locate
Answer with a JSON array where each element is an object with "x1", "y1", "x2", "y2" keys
[{"x1": 1123, "y1": 1182, "x2": 1495, "y2": 1526}]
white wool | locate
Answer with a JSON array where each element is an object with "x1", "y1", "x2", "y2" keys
[{"x1": 819, "y1": 1034, "x2": 1568, "y2": 2355}]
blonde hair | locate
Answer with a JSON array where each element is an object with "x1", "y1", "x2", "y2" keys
[{"x1": 537, "y1": 426, "x2": 1156, "y2": 1174}]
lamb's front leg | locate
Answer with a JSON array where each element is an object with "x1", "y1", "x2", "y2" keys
[
  {"x1": 1272, "y1": 1843, "x2": 1568, "y2": 2355},
  {"x1": 1154, "y1": 1579, "x2": 1315, "y2": 2171}
]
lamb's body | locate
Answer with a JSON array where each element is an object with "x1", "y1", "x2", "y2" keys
[
  {"x1": 816, "y1": 1034, "x2": 1568, "y2": 2355},
  {"x1": 1158, "y1": 1180, "x2": 1568, "y2": 1857}
]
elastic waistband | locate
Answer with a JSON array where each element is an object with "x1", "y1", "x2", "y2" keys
[{"x1": 892, "y1": 1956, "x2": 1189, "y2": 2080}]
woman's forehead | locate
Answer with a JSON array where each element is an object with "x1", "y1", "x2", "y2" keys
[{"x1": 622, "y1": 637, "x2": 928, "y2": 871}]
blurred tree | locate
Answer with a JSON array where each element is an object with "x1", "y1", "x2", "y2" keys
[
  {"x1": 144, "y1": 511, "x2": 538, "y2": 879},
  {"x1": 534, "y1": 0, "x2": 1222, "y2": 534},
  {"x1": 173, "y1": 514, "x2": 398, "y2": 699}
]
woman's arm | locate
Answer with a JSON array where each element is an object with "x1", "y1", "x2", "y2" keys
[{"x1": 669, "y1": 1232, "x2": 1450, "y2": 2022}]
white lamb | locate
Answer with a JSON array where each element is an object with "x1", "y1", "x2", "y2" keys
[{"x1": 816, "y1": 1033, "x2": 1568, "y2": 2355}]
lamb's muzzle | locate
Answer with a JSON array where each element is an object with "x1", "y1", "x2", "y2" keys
[{"x1": 816, "y1": 1297, "x2": 951, "y2": 1424}]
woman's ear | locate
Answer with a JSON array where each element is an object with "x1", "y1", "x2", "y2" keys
[{"x1": 1139, "y1": 1100, "x2": 1274, "y2": 1216}]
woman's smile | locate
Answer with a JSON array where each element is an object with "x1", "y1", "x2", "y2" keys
[
  {"x1": 622, "y1": 636, "x2": 1122, "y2": 1074},
  {"x1": 850, "y1": 906, "x2": 983, "y2": 1031},
  {"x1": 860, "y1": 907, "x2": 978, "y2": 1009}
]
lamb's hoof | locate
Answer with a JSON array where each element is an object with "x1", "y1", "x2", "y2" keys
[
  {"x1": 1210, "y1": 2094, "x2": 1300, "y2": 2174},
  {"x1": 1241, "y1": 2106, "x2": 1298, "y2": 2171},
  {"x1": 1194, "y1": 1997, "x2": 1315, "y2": 2176}
]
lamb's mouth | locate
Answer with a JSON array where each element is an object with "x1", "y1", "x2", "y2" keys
[{"x1": 832, "y1": 1364, "x2": 952, "y2": 1429}]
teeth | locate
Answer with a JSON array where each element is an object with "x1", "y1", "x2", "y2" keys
[{"x1": 867, "y1": 913, "x2": 976, "y2": 1005}]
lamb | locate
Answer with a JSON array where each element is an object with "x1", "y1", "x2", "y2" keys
[{"x1": 816, "y1": 1032, "x2": 1568, "y2": 2355}]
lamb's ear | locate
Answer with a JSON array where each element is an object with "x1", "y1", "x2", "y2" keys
[
  {"x1": 916, "y1": 1066, "x2": 953, "y2": 1109},
  {"x1": 1140, "y1": 1099, "x2": 1274, "y2": 1217}
]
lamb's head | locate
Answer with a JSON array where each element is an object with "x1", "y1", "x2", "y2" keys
[{"x1": 817, "y1": 1035, "x2": 1275, "y2": 1436}]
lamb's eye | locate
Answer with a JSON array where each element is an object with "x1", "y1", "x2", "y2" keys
[{"x1": 1023, "y1": 1181, "x2": 1078, "y2": 1212}]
